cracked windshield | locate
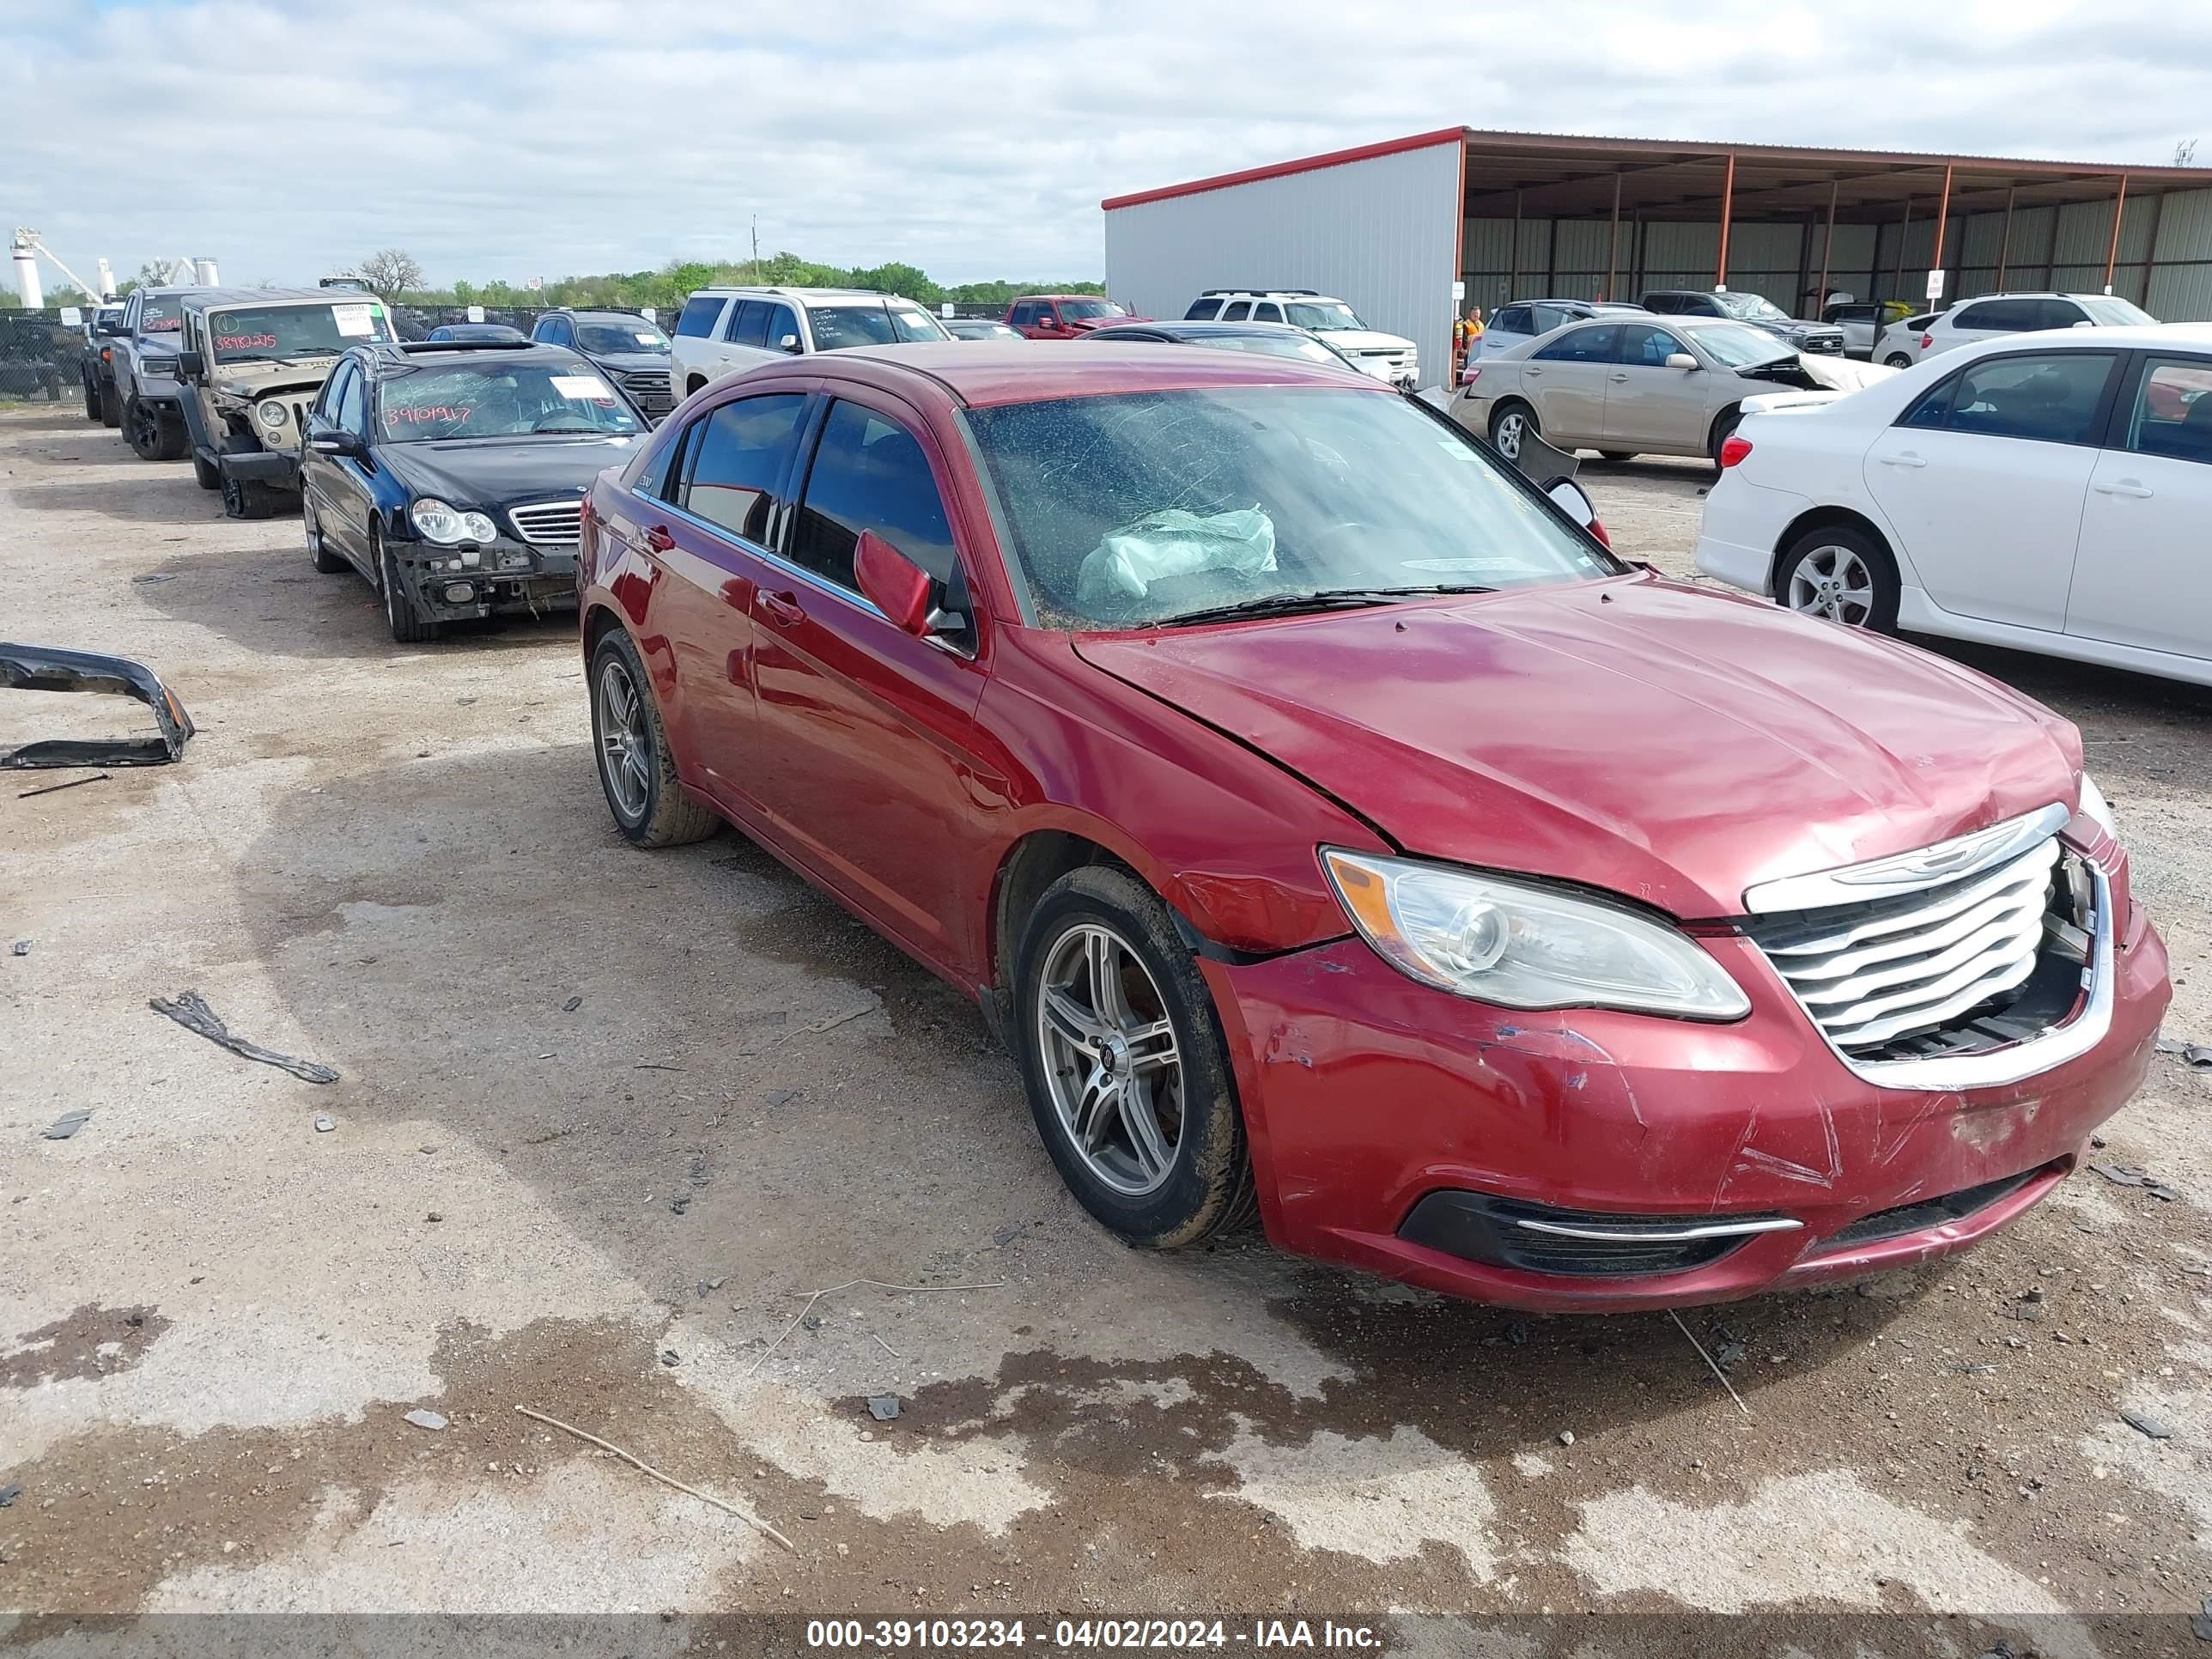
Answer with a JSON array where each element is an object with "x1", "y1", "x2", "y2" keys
[
  {"x1": 966, "y1": 386, "x2": 1618, "y2": 628},
  {"x1": 207, "y1": 301, "x2": 395, "y2": 362}
]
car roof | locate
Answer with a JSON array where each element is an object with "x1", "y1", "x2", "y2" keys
[
  {"x1": 1092, "y1": 320, "x2": 1310, "y2": 337},
  {"x1": 551, "y1": 308, "x2": 663, "y2": 322},
  {"x1": 739, "y1": 341, "x2": 1391, "y2": 410},
  {"x1": 687, "y1": 286, "x2": 918, "y2": 304},
  {"x1": 179, "y1": 286, "x2": 345, "y2": 309},
  {"x1": 365, "y1": 340, "x2": 583, "y2": 370},
  {"x1": 1954, "y1": 322, "x2": 2212, "y2": 349}
]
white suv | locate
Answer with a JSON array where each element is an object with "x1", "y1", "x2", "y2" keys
[
  {"x1": 1181, "y1": 290, "x2": 1418, "y2": 388},
  {"x1": 666, "y1": 286, "x2": 953, "y2": 403},
  {"x1": 1878, "y1": 291, "x2": 2155, "y2": 369}
]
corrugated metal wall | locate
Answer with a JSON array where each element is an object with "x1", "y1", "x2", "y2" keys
[
  {"x1": 1103, "y1": 138, "x2": 1464, "y2": 388},
  {"x1": 1461, "y1": 184, "x2": 2212, "y2": 320}
]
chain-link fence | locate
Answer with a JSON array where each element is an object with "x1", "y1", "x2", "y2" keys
[{"x1": 0, "y1": 310, "x2": 89, "y2": 403}]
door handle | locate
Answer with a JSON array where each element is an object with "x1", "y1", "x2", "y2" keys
[
  {"x1": 1524, "y1": 368, "x2": 1544, "y2": 376},
  {"x1": 758, "y1": 590, "x2": 806, "y2": 628},
  {"x1": 1608, "y1": 374, "x2": 1630, "y2": 383},
  {"x1": 2093, "y1": 480, "x2": 2154, "y2": 499},
  {"x1": 644, "y1": 524, "x2": 675, "y2": 553},
  {"x1": 1879, "y1": 453, "x2": 1928, "y2": 468}
]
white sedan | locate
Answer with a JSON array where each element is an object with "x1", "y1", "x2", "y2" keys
[{"x1": 1696, "y1": 324, "x2": 2212, "y2": 686}]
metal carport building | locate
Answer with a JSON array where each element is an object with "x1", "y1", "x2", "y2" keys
[{"x1": 1102, "y1": 129, "x2": 2212, "y2": 390}]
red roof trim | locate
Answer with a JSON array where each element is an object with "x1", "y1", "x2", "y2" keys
[{"x1": 1101, "y1": 126, "x2": 1472, "y2": 212}]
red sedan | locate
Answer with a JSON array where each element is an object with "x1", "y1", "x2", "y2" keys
[{"x1": 575, "y1": 343, "x2": 2168, "y2": 1312}]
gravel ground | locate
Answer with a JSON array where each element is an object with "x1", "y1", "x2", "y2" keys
[{"x1": 3, "y1": 408, "x2": 2209, "y2": 1654}]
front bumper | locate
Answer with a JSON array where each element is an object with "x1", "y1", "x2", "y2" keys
[
  {"x1": 391, "y1": 537, "x2": 579, "y2": 621},
  {"x1": 215, "y1": 447, "x2": 299, "y2": 487},
  {"x1": 1202, "y1": 855, "x2": 2168, "y2": 1312}
]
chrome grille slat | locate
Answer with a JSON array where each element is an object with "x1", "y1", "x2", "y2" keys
[
  {"x1": 507, "y1": 500, "x2": 583, "y2": 547},
  {"x1": 1761, "y1": 841, "x2": 2058, "y2": 957},
  {"x1": 1747, "y1": 833, "x2": 2069, "y2": 1058},
  {"x1": 1782, "y1": 878, "x2": 2052, "y2": 989}
]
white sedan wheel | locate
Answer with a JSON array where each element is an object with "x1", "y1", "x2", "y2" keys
[{"x1": 1786, "y1": 543, "x2": 1877, "y2": 627}]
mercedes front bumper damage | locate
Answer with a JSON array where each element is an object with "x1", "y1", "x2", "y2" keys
[{"x1": 1, "y1": 643, "x2": 196, "y2": 769}]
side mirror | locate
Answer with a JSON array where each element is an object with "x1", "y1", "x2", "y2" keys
[
  {"x1": 309, "y1": 428, "x2": 365, "y2": 459},
  {"x1": 176, "y1": 349, "x2": 206, "y2": 380},
  {"x1": 96, "y1": 317, "x2": 127, "y2": 337},
  {"x1": 2070, "y1": 319, "x2": 2094, "y2": 329},
  {"x1": 1664, "y1": 352, "x2": 1698, "y2": 371},
  {"x1": 1544, "y1": 477, "x2": 1596, "y2": 527},
  {"x1": 854, "y1": 529, "x2": 935, "y2": 635},
  {"x1": 1038, "y1": 316, "x2": 1060, "y2": 329},
  {"x1": 778, "y1": 333, "x2": 801, "y2": 354}
]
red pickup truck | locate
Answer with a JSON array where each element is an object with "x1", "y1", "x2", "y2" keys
[{"x1": 1005, "y1": 295, "x2": 1146, "y2": 338}]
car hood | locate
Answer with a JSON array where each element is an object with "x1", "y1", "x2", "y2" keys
[
  {"x1": 380, "y1": 434, "x2": 642, "y2": 510},
  {"x1": 1073, "y1": 577, "x2": 2081, "y2": 919},
  {"x1": 584, "y1": 350, "x2": 673, "y2": 374},
  {"x1": 218, "y1": 362, "x2": 336, "y2": 399},
  {"x1": 1315, "y1": 327, "x2": 1415, "y2": 352}
]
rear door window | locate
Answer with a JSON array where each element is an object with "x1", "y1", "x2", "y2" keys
[
  {"x1": 1533, "y1": 324, "x2": 1619, "y2": 362},
  {"x1": 1219, "y1": 301, "x2": 1253, "y2": 321},
  {"x1": 674, "y1": 296, "x2": 726, "y2": 338},
  {"x1": 1182, "y1": 298, "x2": 1219, "y2": 320},
  {"x1": 2124, "y1": 356, "x2": 2212, "y2": 464},
  {"x1": 789, "y1": 399, "x2": 959, "y2": 592},
  {"x1": 680, "y1": 392, "x2": 810, "y2": 544},
  {"x1": 1492, "y1": 305, "x2": 1534, "y2": 336},
  {"x1": 1918, "y1": 351, "x2": 2118, "y2": 445},
  {"x1": 1954, "y1": 299, "x2": 2031, "y2": 332}
]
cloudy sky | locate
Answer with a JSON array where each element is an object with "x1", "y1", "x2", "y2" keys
[{"x1": 6, "y1": 0, "x2": 2208, "y2": 291}]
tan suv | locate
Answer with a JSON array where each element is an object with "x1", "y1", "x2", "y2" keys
[{"x1": 172, "y1": 288, "x2": 398, "y2": 518}]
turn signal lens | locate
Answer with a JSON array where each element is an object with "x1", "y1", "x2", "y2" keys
[{"x1": 1718, "y1": 434, "x2": 1753, "y2": 468}]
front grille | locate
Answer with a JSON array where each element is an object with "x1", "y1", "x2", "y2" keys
[
  {"x1": 1399, "y1": 1190, "x2": 1794, "y2": 1278},
  {"x1": 619, "y1": 369, "x2": 673, "y2": 414},
  {"x1": 506, "y1": 500, "x2": 583, "y2": 547},
  {"x1": 1819, "y1": 1164, "x2": 2051, "y2": 1251},
  {"x1": 1746, "y1": 836, "x2": 2084, "y2": 1061}
]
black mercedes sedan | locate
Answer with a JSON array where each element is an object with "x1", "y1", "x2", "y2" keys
[{"x1": 298, "y1": 341, "x2": 647, "y2": 641}]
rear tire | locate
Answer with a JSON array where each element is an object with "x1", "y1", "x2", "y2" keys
[
  {"x1": 588, "y1": 627, "x2": 719, "y2": 848},
  {"x1": 1012, "y1": 866, "x2": 1257, "y2": 1251},
  {"x1": 1883, "y1": 353, "x2": 1913, "y2": 370},
  {"x1": 1775, "y1": 523, "x2": 1900, "y2": 633},
  {"x1": 1487, "y1": 399, "x2": 1536, "y2": 463},
  {"x1": 377, "y1": 530, "x2": 440, "y2": 644}
]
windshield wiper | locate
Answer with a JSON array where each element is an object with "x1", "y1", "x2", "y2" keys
[{"x1": 1162, "y1": 586, "x2": 1494, "y2": 628}]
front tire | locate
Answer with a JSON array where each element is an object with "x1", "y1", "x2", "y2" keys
[
  {"x1": 100, "y1": 381, "x2": 121, "y2": 427},
  {"x1": 1013, "y1": 866, "x2": 1256, "y2": 1251},
  {"x1": 377, "y1": 530, "x2": 440, "y2": 644},
  {"x1": 125, "y1": 397, "x2": 186, "y2": 461},
  {"x1": 306, "y1": 498, "x2": 347, "y2": 573},
  {"x1": 1776, "y1": 524, "x2": 1899, "y2": 632},
  {"x1": 222, "y1": 473, "x2": 276, "y2": 519},
  {"x1": 82, "y1": 372, "x2": 101, "y2": 422},
  {"x1": 588, "y1": 628, "x2": 719, "y2": 848},
  {"x1": 1487, "y1": 400, "x2": 1535, "y2": 463},
  {"x1": 193, "y1": 452, "x2": 221, "y2": 490}
]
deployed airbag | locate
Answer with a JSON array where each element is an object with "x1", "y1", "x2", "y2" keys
[{"x1": 1076, "y1": 506, "x2": 1277, "y2": 605}]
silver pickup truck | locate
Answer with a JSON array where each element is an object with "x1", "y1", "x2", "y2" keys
[{"x1": 96, "y1": 286, "x2": 202, "y2": 461}]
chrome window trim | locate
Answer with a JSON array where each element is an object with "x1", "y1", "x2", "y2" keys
[
  {"x1": 1742, "y1": 802, "x2": 2073, "y2": 915},
  {"x1": 1512, "y1": 1215, "x2": 1802, "y2": 1243}
]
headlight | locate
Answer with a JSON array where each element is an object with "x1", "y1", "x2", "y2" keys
[
  {"x1": 1322, "y1": 848, "x2": 1751, "y2": 1018},
  {"x1": 2077, "y1": 772, "x2": 2118, "y2": 839},
  {"x1": 256, "y1": 398, "x2": 288, "y2": 428},
  {"x1": 410, "y1": 499, "x2": 497, "y2": 544}
]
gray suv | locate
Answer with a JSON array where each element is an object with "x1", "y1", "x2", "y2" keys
[
  {"x1": 99, "y1": 285, "x2": 203, "y2": 460},
  {"x1": 529, "y1": 308, "x2": 676, "y2": 422}
]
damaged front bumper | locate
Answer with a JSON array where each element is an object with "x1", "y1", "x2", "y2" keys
[
  {"x1": 389, "y1": 537, "x2": 579, "y2": 623},
  {"x1": 1, "y1": 642, "x2": 196, "y2": 769},
  {"x1": 1204, "y1": 848, "x2": 2169, "y2": 1312}
]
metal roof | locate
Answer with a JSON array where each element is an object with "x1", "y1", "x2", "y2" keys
[{"x1": 1105, "y1": 129, "x2": 2212, "y2": 224}]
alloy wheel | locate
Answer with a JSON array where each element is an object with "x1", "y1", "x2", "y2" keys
[
  {"x1": 1492, "y1": 410, "x2": 1525, "y2": 460},
  {"x1": 1787, "y1": 544, "x2": 1877, "y2": 626},
  {"x1": 596, "y1": 657, "x2": 653, "y2": 823},
  {"x1": 1034, "y1": 922, "x2": 1183, "y2": 1196}
]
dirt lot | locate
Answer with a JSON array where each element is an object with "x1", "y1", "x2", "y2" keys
[{"x1": 3, "y1": 408, "x2": 2210, "y2": 1654}]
